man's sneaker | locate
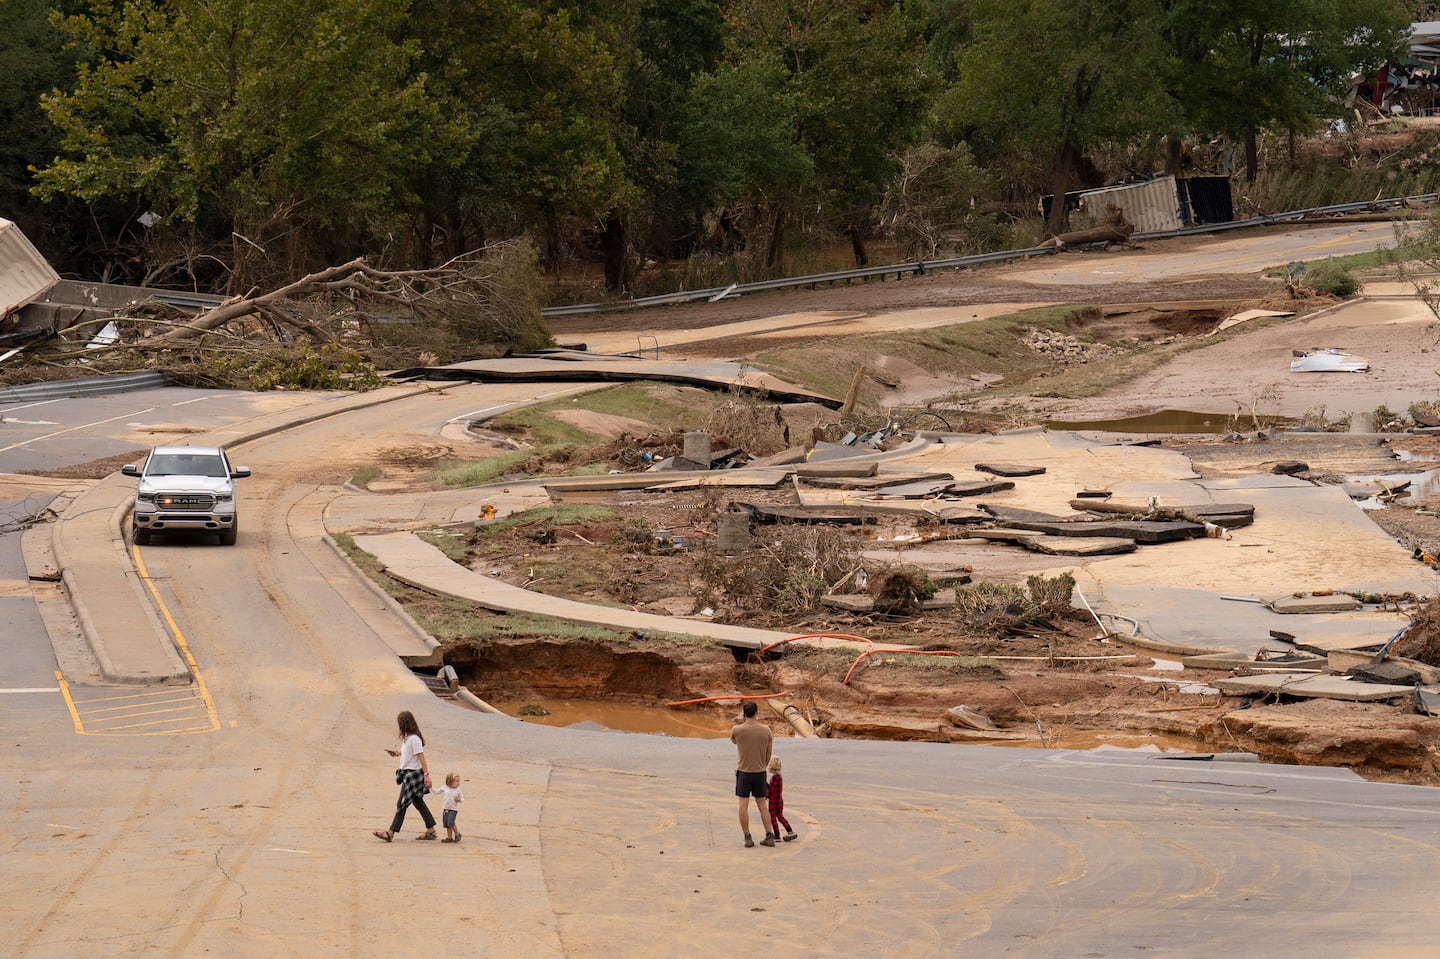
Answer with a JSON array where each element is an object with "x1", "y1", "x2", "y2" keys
[
  {"x1": 783, "y1": 832, "x2": 798, "y2": 841},
  {"x1": 760, "y1": 835, "x2": 776, "y2": 847},
  {"x1": 744, "y1": 835, "x2": 755, "y2": 848}
]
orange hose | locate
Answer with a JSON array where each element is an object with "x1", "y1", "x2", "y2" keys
[{"x1": 756, "y1": 632, "x2": 875, "y2": 656}]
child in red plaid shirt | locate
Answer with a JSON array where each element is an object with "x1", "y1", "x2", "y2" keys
[{"x1": 767, "y1": 756, "x2": 797, "y2": 841}]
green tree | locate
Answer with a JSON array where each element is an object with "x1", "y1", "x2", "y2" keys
[
  {"x1": 673, "y1": 51, "x2": 814, "y2": 237},
  {"x1": 944, "y1": 0, "x2": 1172, "y2": 235},
  {"x1": 0, "y1": 0, "x2": 88, "y2": 261},
  {"x1": 404, "y1": 0, "x2": 633, "y2": 272},
  {"x1": 35, "y1": 0, "x2": 437, "y2": 292},
  {"x1": 708, "y1": 0, "x2": 932, "y2": 265},
  {"x1": 1164, "y1": 0, "x2": 1409, "y2": 182},
  {"x1": 597, "y1": 0, "x2": 726, "y2": 290}
]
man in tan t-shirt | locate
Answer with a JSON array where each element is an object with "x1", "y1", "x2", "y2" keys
[{"x1": 731, "y1": 701, "x2": 776, "y2": 847}]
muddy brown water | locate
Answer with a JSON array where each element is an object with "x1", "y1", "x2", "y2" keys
[
  {"x1": 1044, "y1": 409, "x2": 1293, "y2": 434},
  {"x1": 485, "y1": 696, "x2": 1223, "y2": 753},
  {"x1": 487, "y1": 698, "x2": 741, "y2": 738}
]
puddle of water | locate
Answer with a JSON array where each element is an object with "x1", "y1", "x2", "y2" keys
[
  {"x1": 487, "y1": 698, "x2": 739, "y2": 738},
  {"x1": 1345, "y1": 466, "x2": 1440, "y2": 510},
  {"x1": 486, "y1": 696, "x2": 1223, "y2": 754},
  {"x1": 1044, "y1": 409, "x2": 1291, "y2": 434}
]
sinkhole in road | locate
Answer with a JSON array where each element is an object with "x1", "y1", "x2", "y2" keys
[{"x1": 443, "y1": 637, "x2": 1226, "y2": 754}]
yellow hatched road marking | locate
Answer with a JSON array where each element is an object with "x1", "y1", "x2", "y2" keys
[{"x1": 57, "y1": 674, "x2": 215, "y2": 735}]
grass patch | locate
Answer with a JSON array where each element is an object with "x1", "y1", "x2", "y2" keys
[
  {"x1": 418, "y1": 530, "x2": 469, "y2": 563},
  {"x1": 433, "y1": 451, "x2": 537, "y2": 487},
  {"x1": 477, "y1": 504, "x2": 620, "y2": 538},
  {"x1": 426, "y1": 384, "x2": 733, "y2": 488},
  {"x1": 750, "y1": 305, "x2": 1087, "y2": 400},
  {"x1": 350, "y1": 465, "x2": 381, "y2": 489},
  {"x1": 330, "y1": 532, "x2": 716, "y2": 646},
  {"x1": 566, "y1": 382, "x2": 720, "y2": 428}
]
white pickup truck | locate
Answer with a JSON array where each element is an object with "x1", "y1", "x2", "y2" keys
[{"x1": 122, "y1": 445, "x2": 251, "y2": 545}]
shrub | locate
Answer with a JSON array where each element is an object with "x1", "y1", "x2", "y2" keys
[{"x1": 1298, "y1": 257, "x2": 1360, "y2": 297}]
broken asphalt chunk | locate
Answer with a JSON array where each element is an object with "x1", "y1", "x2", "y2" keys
[{"x1": 974, "y1": 463, "x2": 1047, "y2": 477}]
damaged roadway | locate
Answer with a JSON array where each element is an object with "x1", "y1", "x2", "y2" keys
[
  {"x1": 16, "y1": 372, "x2": 1440, "y2": 957},
  {"x1": 11, "y1": 221, "x2": 1440, "y2": 955}
]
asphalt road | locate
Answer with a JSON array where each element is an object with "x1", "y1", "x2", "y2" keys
[{"x1": 5, "y1": 223, "x2": 1440, "y2": 957}]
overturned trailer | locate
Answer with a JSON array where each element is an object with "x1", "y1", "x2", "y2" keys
[{"x1": 0, "y1": 218, "x2": 59, "y2": 328}]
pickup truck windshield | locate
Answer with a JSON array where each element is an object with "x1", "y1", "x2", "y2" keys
[{"x1": 147, "y1": 454, "x2": 227, "y2": 478}]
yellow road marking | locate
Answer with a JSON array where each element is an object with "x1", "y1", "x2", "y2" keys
[
  {"x1": 55, "y1": 672, "x2": 84, "y2": 734},
  {"x1": 131, "y1": 544, "x2": 220, "y2": 732},
  {"x1": 55, "y1": 547, "x2": 222, "y2": 736}
]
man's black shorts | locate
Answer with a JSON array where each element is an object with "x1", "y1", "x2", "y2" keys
[{"x1": 735, "y1": 769, "x2": 768, "y2": 798}]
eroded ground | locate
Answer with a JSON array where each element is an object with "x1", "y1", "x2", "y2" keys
[{"x1": 351, "y1": 418, "x2": 1440, "y2": 787}]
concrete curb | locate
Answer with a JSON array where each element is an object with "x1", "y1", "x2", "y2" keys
[
  {"x1": 320, "y1": 533, "x2": 440, "y2": 660},
  {"x1": 47, "y1": 476, "x2": 189, "y2": 685}
]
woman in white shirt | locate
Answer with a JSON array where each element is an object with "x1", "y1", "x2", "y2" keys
[{"x1": 373, "y1": 710, "x2": 437, "y2": 841}]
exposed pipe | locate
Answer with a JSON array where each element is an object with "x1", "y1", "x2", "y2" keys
[{"x1": 765, "y1": 698, "x2": 817, "y2": 738}]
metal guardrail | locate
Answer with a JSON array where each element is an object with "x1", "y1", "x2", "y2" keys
[
  {"x1": 540, "y1": 245, "x2": 1062, "y2": 317},
  {"x1": 0, "y1": 371, "x2": 170, "y2": 404},
  {"x1": 543, "y1": 191, "x2": 1440, "y2": 318}
]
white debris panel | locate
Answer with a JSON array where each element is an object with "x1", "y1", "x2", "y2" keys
[{"x1": 0, "y1": 218, "x2": 60, "y2": 321}]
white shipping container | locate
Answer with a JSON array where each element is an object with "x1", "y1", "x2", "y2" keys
[
  {"x1": 1076, "y1": 176, "x2": 1184, "y2": 234},
  {"x1": 0, "y1": 218, "x2": 60, "y2": 320}
]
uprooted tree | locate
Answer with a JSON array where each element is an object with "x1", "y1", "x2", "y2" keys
[{"x1": 11, "y1": 241, "x2": 554, "y2": 390}]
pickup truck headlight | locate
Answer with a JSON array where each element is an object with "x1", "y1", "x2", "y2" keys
[
  {"x1": 215, "y1": 492, "x2": 233, "y2": 503},
  {"x1": 137, "y1": 492, "x2": 156, "y2": 503}
]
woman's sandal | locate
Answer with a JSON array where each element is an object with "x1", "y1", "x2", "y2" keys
[
  {"x1": 416, "y1": 830, "x2": 438, "y2": 840},
  {"x1": 373, "y1": 830, "x2": 394, "y2": 843},
  {"x1": 441, "y1": 837, "x2": 456, "y2": 843}
]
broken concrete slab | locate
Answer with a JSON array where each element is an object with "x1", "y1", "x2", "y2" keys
[
  {"x1": 1077, "y1": 584, "x2": 1416, "y2": 657},
  {"x1": 970, "y1": 528, "x2": 1042, "y2": 544},
  {"x1": 872, "y1": 481, "x2": 958, "y2": 499},
  {"x1": 737, "y1": 502, "x2": 878, "y2": 525},
  {"x1": 792, "y1": 460, "x2": 879, "y2": 478},
  {"x1": 1182, "y1": 650, "x2": 1326, "y2": 671},
  {"x1": 974, "y1": 463, "x2": 1047, "y2": 477},
  {"x1": 747, "y1": 446, "x2": 809, "y2": 468},
  {"x1": 1328, "y1": 650, "x2": 1440, "y2": 684},
  {"x1": 930, "y1": 506, "x2": 992, "y2": 525},
  {"x1": 1211, "y1": 674, "x2": 1413, "y2": 702},
  {"x1": 821, "y1": 594, "x2": 874, "y2": 613},
  {"x1": 1009, "y1": 519, "x2": 1207, "y2": 544},
  {"x1": 947, "y1": 479, "x2": 1017, "y2": 497},
  {"x1": 1266, "y1": 593, "x2": 1363, "y2": 614},
  {"x1": 807, "y1": 440, "x2": 873, "y2": 462},
  {"x1": 1068, "y1": 500, "x2": 1255, "y2": 521},
  {"x1": 1023, "y1": 535, "x2": 1138, "y2": 556},
  {"x1": 800, "y1": 472, "x2": 955, "y2": 490},
  {"x1": 646, "y1": 472, "x2": 791, "y2": 490},
  {"x1": 946, "y1": 705, "x2": 999, "y2": 730},
  {"x1": 980, "y1": 504, "x2": 1068, "y2": 524},
  {"x1": 1346, "y1": 661, "x2": 1422, "y2": 685}
]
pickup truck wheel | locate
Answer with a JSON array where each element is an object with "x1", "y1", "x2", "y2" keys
[
  {"x1": 133, "y1": 528, "x2": 151, "y2": 546},
  {"x1": 219, "y1": 525, "x2": 238, "y2": 546}
]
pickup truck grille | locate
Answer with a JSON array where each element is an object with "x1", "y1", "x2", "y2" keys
[{"x1": 157, "y1": 493, "x2": 216, "y2": 510}]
